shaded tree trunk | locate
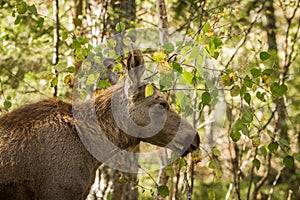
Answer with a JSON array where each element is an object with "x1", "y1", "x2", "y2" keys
[
  {"x1": 264, "y1": 0, "x2": 288, "y2": 141},
  {"x1": 52, "y1": 0, "x2": 60, "y2": 97}
]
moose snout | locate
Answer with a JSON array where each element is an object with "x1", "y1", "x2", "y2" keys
[
  {"x1": 190, "y1": 133, "x2": 200, "y2": 151},
  {"x1": 181, "y1": 132, "x2": 200, "y2": 157}
]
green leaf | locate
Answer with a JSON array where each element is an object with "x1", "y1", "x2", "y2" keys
[
  {"x1": 283, "y1": 156, "x2": 294, "y2": 169},
  {"x1": 28, "y1": 4, "x2": 38, "y2": 15},
  {"x1": 251, "y1": 136, "x2": 260, "y2": 147},
  {"x1": 260, "y1": 51, "x2": 271, "y2": 61},
  {"x1": 165, "y1": 166, "x2": 174, "y2": 177},
  {"x1": 16, "y1": 1, "x2": 27, "y2": 14},
  {"x1": 260, "y1": 146, "x2": 267, "y2": 159},
  {"x1": 145, "y1": 84, "x2": 154, "y2": 97},
  {"x1": 159, "y1": 74, "x2": 174, "y2": 90},
  {"x1": 112, "y1": 63, "x2": 123, "y2": 72},
  {"x1": 240, "y1": 84, "x2": 246, "y2": 96},
  {"x1": 172, "y1": 63, "x2": 182, "y2": 73},
  {"x1": 106, "y1": 39, "x2": 116, "y2": 49},
  {"x1": 179, "y1": 158, "x2": 186, "y2": 168},
  {"x1": 212, "y1": 147, "x2": 221, "y2": 157},
  {"x1": 50, "y1": 77, "x2": 58, "y2": 87},
  {"x1": 294, "y1": 153, "x2": 300, "y2": 163},
  {"x1": 202, "y1": 92, "x2": 211, "y2": 105},
  {"x1": 4, "y1": 100, "x2": 12, "y2": 109},
  {"x1": 190, "y1": 45, "x2": 200, "y2": 60},
  {"x1": 244, "y1": 75, "x2": 253, "y2": 88},
  {"x1": 250, "y1": 68, "x2": 261, "y2": 78},
  {"x1": 62, "y1": 31, "x2": 69, "y2": 41},
  {"x1": 230, "y1": 131, "x2": 241, "y2": 142},
  {"x1": 162, "y1": 43, "x2": 174, "y2": 53},
  {"x1": 67, "y1": 66, "x2": 76, "y2": 73},
  {"x1": 271, "y1": 83, "x2": 287, "y2": 97},
  {"x1": 202, "y1": 23, "x2": 211, "y2": 33},
  {"x1": 115, "y1": 22, "x2": 126, "y2": 32},
  {"x1": 71, "y1": 40, "x2": 81, "y2": 49},
  {"x1": 242, "y1": 109, "x2": 253, "y2": 124},
  {"x1": 279, "y1": 138, "x2": 290, "y2": 147},
  {"x1": 262, "y1": 68, "x2": 274, "y2": 75},
  {"x1": 241, "y1": 124, "x2": 249, "y2": 136},
  {"x1": 86, "y1": 73, "x2": 98, "y2": 85},
  {"x1": 14, "y1": 15, "x2": 21, "y2": 25},
  {"x1": 157, "y1": 185, "x2": 169, "y2": 197},
  {"x1": 97, "y1": 79, "x2": 111, "y2": 89},
  {"x1": 55, "y1": 62, "x2": 67, "y2": 72},
  {"x1": 208, "y1": 160, "x2": 222, "y2": 178},
  {"x1": 252, "y1": 158, "x2": 261, "y2": 170},
  {"x1": 107, "y1": 193, "x2": 112, "y2": 200},
  {"x1": 37, "y1": 17, "x2": 44, "y2": 28},
  {"x1": 210, "y1": 36, "x2": 222, "y2": 49},
  {"x1": 244, "y1": 93, "x2": 251, "y2": 104},
  {"x1": 77, "y1": 36, "x2": 89, "y2": 45},
  {"x1": 279, "y1": 84, "x2": 287, "y2": 95},
  {"x1": 232, "y1": 120, "x2": 243, "y2": 133},
  {"x1": 182, "y1": 72, "x2": 193, "y2": 84},
  {"x1": 230, "y1": 85, "x2": 240, "y2": 97},
  {"x1": 268, "y1": 142, "x2": 279, "y2": 154}
]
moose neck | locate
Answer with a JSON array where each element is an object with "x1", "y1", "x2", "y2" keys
[{"x1": 94, "y1": 83, "x2": 140, "y2": 151}]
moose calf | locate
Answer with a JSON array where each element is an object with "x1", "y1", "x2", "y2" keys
[{"x1": 0, "y1": 46, "x2": 199, "y2": 200}]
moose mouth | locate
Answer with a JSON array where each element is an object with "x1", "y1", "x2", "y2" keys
[
  {"x1": 181, "y1": 142, "x2": 199, "y2": 157},
  {"x1": 168, "y1": 133, "x2": 200, "y2": 157}
]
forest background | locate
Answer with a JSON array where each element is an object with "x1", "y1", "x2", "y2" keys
[{"x1": 0, "y1": 0, "x2": 299, "y2": 199}]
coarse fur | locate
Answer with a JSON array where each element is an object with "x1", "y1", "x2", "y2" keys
[{"x1": 0, "y1": 47, "x2": 199, "y2": 200}]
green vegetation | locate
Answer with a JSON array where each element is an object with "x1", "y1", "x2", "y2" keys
[{"x1": 1, "y1": 0, "x2": 299, "y2": 199}]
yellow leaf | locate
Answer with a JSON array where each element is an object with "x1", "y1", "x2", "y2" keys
[
  {"x1": 153, "y1": 51, "x2": 167, "y2": 62},
  {"x1": 205, "y1": 29, "x2": 214, "y2": 37},
  {"x1": 158, "y1": 60, "x2": 172, "y2": 74},
  {"x1": 192, "y1": 157, "x2": 202, "y2": 164},
  {"x1": 262, "y1": 114, "x2": 268, "y2": 121},
  {"x1": 145, "y1": 84, "x2": 154, "y2": 97},
  {"x1": 262, "y1": 75, "x2": 271, "y2": 84}
]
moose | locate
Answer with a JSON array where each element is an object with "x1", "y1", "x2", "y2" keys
[{"x1": 0, "y1": 45, "x2": 200, "y2": 200}]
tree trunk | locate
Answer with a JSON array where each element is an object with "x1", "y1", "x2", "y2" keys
[
  {"x1": 156, "y1": 0, "x2": 168, "y2": 45},
  {"x1": 52, "y1": 0, "x2": 60, "y2": 97},
  {"x1": 104, "y1": 1, "x2": 139, "y2": 199},
  {"x1": 71, "y1": 0, "x2": 83, "y2": 75},
  {"x1": 155, "y1": 1, "x2": 170, "y2": 199}
]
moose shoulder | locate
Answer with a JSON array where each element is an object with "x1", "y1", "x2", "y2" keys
[{"x1": 0, "y1": 47, "x2": 200, "y2": 200}]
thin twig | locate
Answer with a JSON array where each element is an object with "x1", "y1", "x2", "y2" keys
[
  {"x1": 184, "y1": 171, "x2": 192, "y2": 200},
  {"x1": 267, "y1": 167, "x2": 283, "y2": 200},
  {"x1": 246, "y1": 148, "x2": 258, "y2": 200}
]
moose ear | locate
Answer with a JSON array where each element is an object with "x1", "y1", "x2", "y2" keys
[{"x1": 125, "y1": 44, "x2": 145, "y2": 90}]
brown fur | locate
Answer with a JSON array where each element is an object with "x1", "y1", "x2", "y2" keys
[{"x1": 0, "y1": 47, "x2": 199, "y2": 200}]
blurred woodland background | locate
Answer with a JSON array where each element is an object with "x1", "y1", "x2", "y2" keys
[{"x1": 0, "y1": 0, "x2": 299, "y2": 199}]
